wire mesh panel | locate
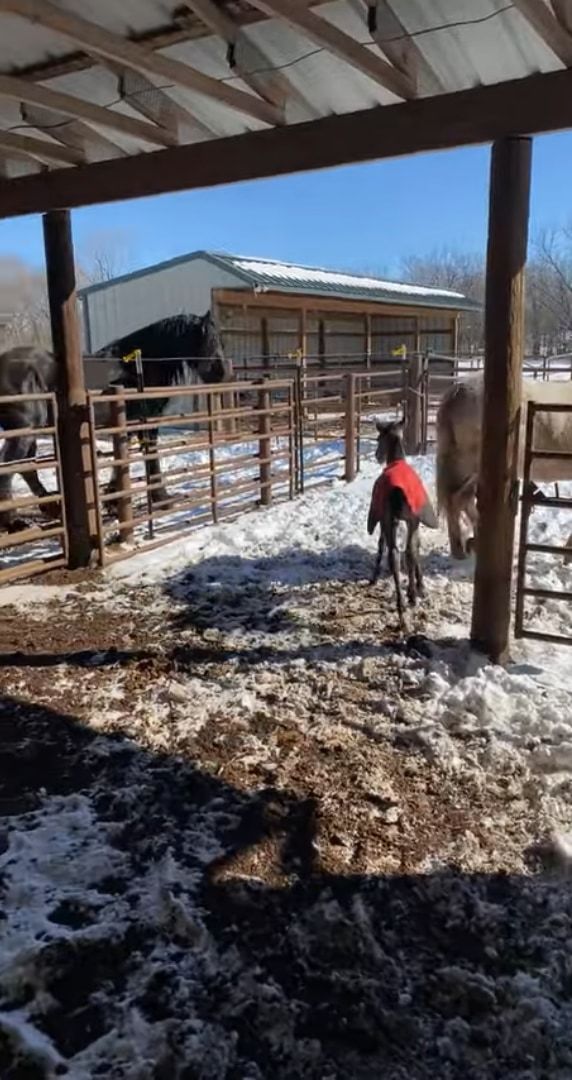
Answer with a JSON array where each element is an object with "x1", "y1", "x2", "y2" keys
[{"x1": 0, "y1": 392, "x2": 67, "y2": 584}]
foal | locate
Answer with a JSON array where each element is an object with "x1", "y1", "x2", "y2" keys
[{"x1": 367, "y1": 419, "x2": 437, "y2": 628}]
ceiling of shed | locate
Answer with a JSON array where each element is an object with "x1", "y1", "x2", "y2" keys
[{"x1": 0, "y1": 1, "x2": 569, "y2": 212}]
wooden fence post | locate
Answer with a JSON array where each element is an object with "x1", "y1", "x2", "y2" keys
[
  {"x1": 43, "y1": 208, "x2": 96, "y2": 568},
  {"x1": 471, "y1": 136, "x2": 532, "y2": 664},
  {"x1": 405, "y1": 351, "x2": 423, "y2": 454},
  {"x1": 258, "y1": 381, "x2": 272, "y2": 506},
  {"x1": 110, "y1": 386, "x2": 134, "y2": 544},
  {"x1": 345, "y1": 371, "x2": 357, "y2": 482}
]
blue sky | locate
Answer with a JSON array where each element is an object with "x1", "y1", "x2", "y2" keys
[{"x1": 1, "y1": 129, "x2": 571, "y2": 277}]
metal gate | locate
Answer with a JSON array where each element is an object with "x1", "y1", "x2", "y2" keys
[{"x1": 514, "y1": 401, "x2": 572, "y2": 645}]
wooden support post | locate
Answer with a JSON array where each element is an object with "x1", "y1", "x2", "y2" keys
[
  {"x1": 43, "y1": 208, "x2": 95, "y2": 568},
  {"x1": 414, "y1": 316, "x2": 421, "y2": 355},
  {"x1": 299, "y1": 308, "x2": 307, "y2": 360},
  {"x1": 110, "y1": 386, "x2": 134, "y2": 544},
  {"x1": 258, "y1": 381, "x2": 272, "y2": 506},
  {"x1": 452, "y1": 315, "x2": 459, "y2": 356},
  {"x1": 471, "y1": 136, "x2": 532, "y2": 664},
  {"x1": 261, "y1": 316, "x2": 270, "y2": 370},
  {"x1": 345, "y1": 372, "x2": 357, "y2": 482},
  {"x1": 404, "y1": 351, "x2": 423, "y2": 454}
]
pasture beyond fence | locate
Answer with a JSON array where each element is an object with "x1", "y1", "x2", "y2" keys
[{"x1": 1, "y1": 350, "x2": 572, "y2": 586}]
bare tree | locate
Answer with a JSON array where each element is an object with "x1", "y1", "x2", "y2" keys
[
  {"x1": 79, "y1": 227, "x2": 135, "y2": 284},
  {"x1": 0, "y1": 256, "x2": 51, "y2": 348},
  {"x1": 529, "y1": 226, "x2": 572, "y2": 354},
  {"x1": 400, "y1": 247, "x2": 485, "y2": 353}
]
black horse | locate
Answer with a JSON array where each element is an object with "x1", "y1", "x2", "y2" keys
[{"x1": 0, "y1": 311, "x2": 230, "y2": 529}]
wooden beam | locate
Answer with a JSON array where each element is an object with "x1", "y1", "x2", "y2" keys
[
  {"x1": 471, "y1": 136, "x2": 532, "y2": 664},
  {"x1": 1, "y1": 66, "x2": 572, "y2": 217},
  {"x1": 0, "y1": 128, "x2": 84, "y2": 166},
  {"x1": 213, "y1": 289, "x2": 466, "y2": 320},
  {"x1": 43, "y1": 209, "x2": 96, "y2": 567},
  {"x1": 0, "y1": 72, "x2": 176, "y2": 147},
  {"x1": 0, "y1": 0, "x2": 282, "y2": 127},
  {"x1": 350, "y1": 0, "x2": 445, "y2": 95},
  {"x1": 513, "y1": 0, "x2": 572, "y2": 65},
  {"x1": 20, "y1": 102, "x2": 127, "y2": 159},
  {"x1": 184, "y1": 0, "x2": 317, "y2": 117},
  {"x1": 249, "y1": 0, "x2": 414, "y2": 99}
]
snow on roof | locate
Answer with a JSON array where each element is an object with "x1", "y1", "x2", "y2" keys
[
  {"x1": 79, "y1": 250, "x2": 479, "y2": 312},
  {"x1": 207, "y1": 252, "x2": 479, "y2": 311}
]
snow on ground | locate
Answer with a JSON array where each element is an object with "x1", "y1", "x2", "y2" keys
[{"x1": 2, "y1": 446, "x2": 572, "y2": 1077}]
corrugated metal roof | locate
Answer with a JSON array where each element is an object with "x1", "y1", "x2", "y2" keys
[
  {"x1": 79, "y1": 249, "x2": 480, "y2": 312},
  {"x1": 0, "y1": 1, "x2": 565, "y2": 181}
]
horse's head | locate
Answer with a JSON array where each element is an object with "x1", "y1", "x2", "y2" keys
[
  {"x1": 375, "y1": 417, "x2": 405, "y2": 465},
  {"x1": 198, "y1": 310, "x2": 232, "y2": 383}
]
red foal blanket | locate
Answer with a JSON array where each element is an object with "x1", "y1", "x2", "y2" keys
[{"x1": 367, "y1": 460, "x2": 435, "y2": 535}]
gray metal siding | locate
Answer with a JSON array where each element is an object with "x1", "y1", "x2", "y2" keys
[{"x1": 81, "y1": 257, "x2": 244, "y2": 352}]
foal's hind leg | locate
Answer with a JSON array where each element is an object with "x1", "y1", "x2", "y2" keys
[
  {"x1": 387, "y1": 523, "x2": 406, "y2": 629},
  {"x1": 405, "y1": 522, "x2": 418, "y2": 607},
  {"x1": 371, "y1": 529, "x2": 385, "y2": 584}
]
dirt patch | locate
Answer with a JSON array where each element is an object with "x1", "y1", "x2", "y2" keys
[{"x1": 0, "y1": 573, "x2": 570, "y2": 1078}]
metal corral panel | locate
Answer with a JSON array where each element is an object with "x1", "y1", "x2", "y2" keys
[{"x1": 80, "y1": 254, "x2": 244, "y2": 352}]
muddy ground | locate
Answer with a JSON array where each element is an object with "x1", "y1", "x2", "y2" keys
[{"x1": 1, "y1": 565, "x2": 572, "y2": 1078}]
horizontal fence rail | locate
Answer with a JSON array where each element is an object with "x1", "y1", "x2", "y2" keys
[
  {"x1": 0, "y1": 392, "x2": 67, "y2": 584},
  {"x1": 3, "y1": 350, "x2": 572, "y2": 585},
  {"x1": 87, "y1": 379, "x2": 296, "y2": 566}
]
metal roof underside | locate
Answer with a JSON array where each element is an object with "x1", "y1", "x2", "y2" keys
[
  {"x1": 79, "y1": 250, "x2": 480, "y2": 311},
  {"x1": 0, "y1": 1, "x2": 569, "y2": 208}
]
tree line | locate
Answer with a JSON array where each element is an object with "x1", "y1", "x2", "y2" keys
[
  {"x1": 2, "y1": 225, "x2": 572, "y2": 357},
  {"x1": 402, "y1": 224, "x2": 572, "y2": 357}
]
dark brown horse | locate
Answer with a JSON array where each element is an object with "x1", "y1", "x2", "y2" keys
[{"x1": 0, "y1": 312, "x2": 230, "y2": 529}]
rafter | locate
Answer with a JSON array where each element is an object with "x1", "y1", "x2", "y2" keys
[
  {"x1": 247, "y1": 0, "x2": 415, "y2": 99},
  {"x1": 0, "y1": 72, "x2": 177, "y2": 148},
  {"x1": 0, "y1": 128, "x2": 84, "y2": 166},
  {"x1": 183, "y1": 0, "x2": 317, "y2": 116},
  {"x1": 102, "y1": 62, "x2": 215, "y2": 142},
  {"x1": 350, "y1": 0, "x2": 445, "y2": 95},
  {"x1": 5, "y1": 65, "x2": 572, "y2": 218},
  {"x1": 0, "y1": 0, "x2": 283, "y2": 127},
  {"x1": 20, "y1": 103, "x2": 127, "y2": 159},
  {"x1": 513, "y1": 0, "x2": 572, "y2": 66}
]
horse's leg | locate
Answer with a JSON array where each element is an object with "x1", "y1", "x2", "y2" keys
[
  {"x1": 446, "y1": 504, "x2": 467, "y2": 560},
  {"x1": 0, "y1": 433, "x2": 48, "y2": 530},
  {"x1": 143, "y1": 428, "x2": 172, "y2": 507},
  {"x1": 371, "y1": 528, "x2": 385, "y2": 584},
  {"x1": 387, "y1": 520, "x2": 406, "y2": 630},
  {"x1": 407, "y1": 522, "x2": 423, "y2": 604}
]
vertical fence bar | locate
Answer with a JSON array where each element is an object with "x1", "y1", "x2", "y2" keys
[
  {"x1": 345, "y1": 372, "x2": 357, "y2": 482},
  {"x1": 295, "y1": 364, "x2": 305, "y2": 495},
  {"x1": 286, "y1": 383, "x2": 294, "y2": 501},
  {"x1": 258, "y1": 380, "x2": 272, "y2": 506},
  {"x1": 514, "y1": 402, "x2": 536, "y2": 638},
  {"x1": 207, "y1": 391, "x2": 219, "y2": 524},
  {"x1": 50, "y1": 394, "x2": 69, "y2": 565},
  {"x1": 86, "y1": 395, "x2": 107, "y2": 568},
  {"x1": 356, "y1": 373, "x2": 362, "y2": 474},
  {"x1": 405, "y1": 352, "x2": 424, "y2": 455},
  {"x1": 110, "y1": 386, "x2": 134, "y2": 545}
]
